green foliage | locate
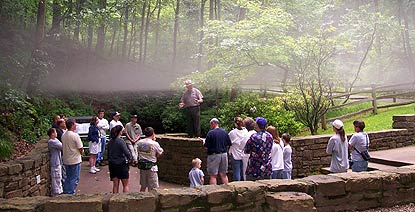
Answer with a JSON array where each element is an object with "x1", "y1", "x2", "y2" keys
[
  {"x1": 300, "y1": 104, "x2": 415, "y2": 136},
  {"x1": 0, "y1": 88, "x2": 41, "y2": 143},
  {"x1": 283, "y1": 90, "x2": 331, "y2": 135},
  {"x1": 160, "y1": 102, "x2": 186, "y2": 133},
  {"x1": 0, "y1": 129, "x2": 14, "y2": 160},
  {"x1": 217, "y1": 93, "x2": 303, "y2": 136}
]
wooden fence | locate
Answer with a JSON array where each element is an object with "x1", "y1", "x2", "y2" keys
[
  {"x1": 321, "y1": 82, "x2": 415, "y2": 129},
  {"x1": 240, "y1": 81, "x2": 415, "y2": 129}
]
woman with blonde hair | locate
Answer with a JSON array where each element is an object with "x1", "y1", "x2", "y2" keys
[{"x1": 326, "y1": 119, "x2": 349, "y2": 173}]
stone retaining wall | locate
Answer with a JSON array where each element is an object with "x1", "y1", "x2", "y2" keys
[
  {"x1": 0, "y1": 138, "x2": 50, "y2": 198},
  {"x1": 3, "y1": 166, "x2": 415, "y2": 212},
  {"x1": 157, "y1": 115, "x2": 415, "y2": 184}
]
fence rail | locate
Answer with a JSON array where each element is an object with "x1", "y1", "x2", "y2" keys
[
  {"x1": 321, "y1": 82, "x2": 415, "y2": 129},
  {"x1": 241, "y1": 81, "x2": 415, "y2": 130}
]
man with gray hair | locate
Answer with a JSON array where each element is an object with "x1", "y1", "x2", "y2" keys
[
  {"x1": 203, "y1": 118, "x2": 231, "y2": 185},
  {"x1": 179, "y1": 79, "x2": 203, "y2": 137}
]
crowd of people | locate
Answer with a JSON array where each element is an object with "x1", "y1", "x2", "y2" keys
[
  {"x1": 47, "y1": 111, "x2": 163, "y2": 196},
  {"x1": 45, "y1": 79, "x2": 370, "y2": 196}
]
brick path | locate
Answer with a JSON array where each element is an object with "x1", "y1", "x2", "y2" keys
[{"x1": 77, "y1": 161, "x2": 183, "y2": 194}]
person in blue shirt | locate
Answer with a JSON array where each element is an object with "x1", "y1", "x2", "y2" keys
[{"x1": 203, "y1": 118, "x2": 231, "y2": 185}]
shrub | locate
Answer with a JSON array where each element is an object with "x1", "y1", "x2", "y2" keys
[{"x1": 217, "y1": 93, "x2": 303, "y2": 136}]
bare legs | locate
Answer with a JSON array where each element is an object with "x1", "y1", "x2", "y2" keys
[
  {"x1": 112, "y1": 178, "x2": 129, "y2": 193},
  {"x1": 209, "y1": 173, "x2": 228, "y2": 185}
]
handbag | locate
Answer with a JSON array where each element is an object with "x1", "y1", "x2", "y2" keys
[
  {"x1": 138, "y1": 159, "x2": 156, "y2": 170},
  {"x1": 353, "y1": 133, "x2": 371, "y2": 161}
]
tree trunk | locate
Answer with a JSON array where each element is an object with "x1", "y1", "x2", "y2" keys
[
  {"x1": 65, "y1": 0, "x2": 73, "y2": 29},
  {"x1": 402, "y1": 5, "x2": 415, "y2": 81},
  {"x1": 128, "y1": 9, "x2": 136, "y2": 59},
  {"x1": 87, "y1": 25, "x2": 93, "y2": 51},
  {"x1": 109, "y1": 23, "x2": 117, "y2": 56},
  {"x1": 154, "y1": 0, "x2": 162, "y2": 62},
  {"x1": 197, "y1": 0, "x2": 207, "y2": 72},
  {"x1": 139, "y1": 0, "x2": 147, "y2": 64},
  {"x1": 25, "y1": 0, "x2": 46, "y2": 94},
  {"x1": 122, "y1": 4, "x2": 129, "y2": 59},
  {"x1": 143, "y1": 3, "x2": 150, "y2": 64},
  {"x1": 35, "y1": 0, "x2": 46, "y2": 49},
  {"x1": 172, "y1": 0, "x2": 180, "y2": 69},
  {"x1": 73, "y1": 0, "x2": 83, "y2": 42},
  {"x1": 95, "y1": 0, "x2": 106, "y2": 53},
  {"x1": 51, "y1": 0, "x2": 61, "y2": 34}
]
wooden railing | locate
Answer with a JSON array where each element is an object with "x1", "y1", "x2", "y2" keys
[{"x1": 321, "y1": 82, "x2": 415, "y2": 129}]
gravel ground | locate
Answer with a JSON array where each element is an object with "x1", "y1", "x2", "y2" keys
[{"x1": 360, "y1": 203, "x2": 415, "y2": 212}]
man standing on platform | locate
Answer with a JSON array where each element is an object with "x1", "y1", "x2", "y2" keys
[
  {"x1": 62, "y1": 119, "x2": 83, "y2": 194},
  {"x1": 179, "y1": 80, "x2": 203, "y2": 137}
]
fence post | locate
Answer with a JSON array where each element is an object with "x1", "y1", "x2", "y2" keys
[
  {"x1": 393, "y1": 91, "x2": 397, "y2": 103},
  {"x1": 371, "y1": 84, "x2": 378, "y2": 115},
  {"x1": 321, "y1": 113, "x2": 327, "y2": 130}
]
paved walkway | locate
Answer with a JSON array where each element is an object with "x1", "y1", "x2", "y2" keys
[
  {"x1": 369, "y1": 145, "x2": 415, "y2": 165},
  {"x1": 77, "y1": 161, "x2": 182, "y2": 194}
]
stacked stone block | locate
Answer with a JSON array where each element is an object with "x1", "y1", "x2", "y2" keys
[
  {"x1": 0, "y1": 138, "x2": 50, "y2": 199},
  {"x1": 4, "y1": 168, "x2": 415, "y2": 211}
]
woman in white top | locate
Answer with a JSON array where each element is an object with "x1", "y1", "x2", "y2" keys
[
  {"x1": 326, "y1": 119, "x2": 349, "y2": 173},
  {"x1": 228, "y1": 117, "x2": 248, "y2": 181}
]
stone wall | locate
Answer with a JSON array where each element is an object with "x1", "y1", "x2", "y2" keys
[
  {"x1": 3, "y1": 166, "x2": 415, "y2": 212},
  {"x1": 157, "y1": 115, "x2": 415, "y2": 184},
  {"x1": 0, "y1": 138, "x2": 50, "y2": 198}
]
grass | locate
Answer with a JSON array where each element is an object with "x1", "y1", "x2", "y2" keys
[
  {"x1": 325, "y1": 101, "x2": 388, "y2": 119},
  {"x1": 298, "y1": 103, "x2": 415, "y2": 136}
]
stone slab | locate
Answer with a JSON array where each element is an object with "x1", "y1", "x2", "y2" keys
[
  {"x1": 44, "y1": 194, "x2": 104, "y2": 212},
  {"x1": 108, "y1": 192, "x2": 156, "y2": 212},
  {"x1": 266, "y1": 192, "x2": 316, "y2": 212},
  {"x1": 0, "y1": 196, "x2": 49, "y2": 212},
  {"x1": 155, "y1": 187, "x2": 206, "y2": 209},
  {"x1": 199, "y1": 185, "x2": 233, "y2": 204},
  {"x1": 227, "y1": 181, "x2": 266, "y2": 204}
]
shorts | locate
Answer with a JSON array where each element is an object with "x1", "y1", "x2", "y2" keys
[
  {"x1": 89, "y1": 141, "x2": 101, "y2": 155},
  {"x1": 109, "y1": 162, "x2": 129, "y2": 180},
  {"x1": 140, "y1": 169, "x2": 159, "y2": 190},
  {"x1": 207, "y1": 153, "x2": 228, "y2": 176}
]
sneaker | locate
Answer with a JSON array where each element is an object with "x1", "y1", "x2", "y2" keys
[
  {"x1": 89, "y1": 168, "x2": 96, "y2": 174},
  {"x1": 93, "y1": 166, "x2": 100, "y2": 172}
]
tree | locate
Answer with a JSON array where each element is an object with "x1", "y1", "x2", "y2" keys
[
  {"x1": 95, "y1": 0, "x2": 107, "y2": 53},
  {"x1": 172, "y1": 0, "x2": 180, "y2": 69}
]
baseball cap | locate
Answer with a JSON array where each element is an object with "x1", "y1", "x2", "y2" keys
[
  {"x1": 256, "y1": 117, "x2": 267, "y2": 128},
  {"x1": 330, "y1": 119, "x2": 344, "y2": 130},
  {"x1": 131, "y1": 114, "x2": 138, "y2": 119},
  {"x1": 112, "y1": 111, "x2": 121, "y2": 117}
]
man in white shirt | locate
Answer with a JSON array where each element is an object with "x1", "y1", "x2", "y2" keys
[
  {"x1": 62, "y1": 119, "x2": 83, "y2": 194},
  {"x1": 96, "y1": 109, "x2": 109, "y2": 166},
  {"x1": 109, "y1": 111, "x2": 123, "y2": 131}
]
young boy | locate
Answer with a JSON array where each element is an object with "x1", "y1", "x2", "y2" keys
[
  {"x1": 282, "y1": 133, "x2": 293, "y2": 179},
  {"x1": 47, "y1": 128, "x2": 63, "y2": 196},
  {"x1": 189, "y1": 158, "x2": 205, "y2": 188}
]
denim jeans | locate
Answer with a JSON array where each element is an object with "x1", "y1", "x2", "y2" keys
[
  {"x1": 231, "y1": 155, "x2": 244, "y2": 181},
  {"x1": 282, "y1": 170, "x2": 292, "y2": 179},
  {"x1": 351, "y1": 160, "x2": 368, "y2": 172},
  {"x1": 271, "y1": 169, "x2": 284, "y2": 179},
  {"x1": 63, "y1": 163, "x2": 81, "y2": 194},
  {"x1": 97, "y1": 137, "x2": 106, "y2": 162}
]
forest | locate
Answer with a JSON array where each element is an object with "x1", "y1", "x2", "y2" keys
[{"x1": 1, "y1": 0, "x2": 415, "y2": 158}]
